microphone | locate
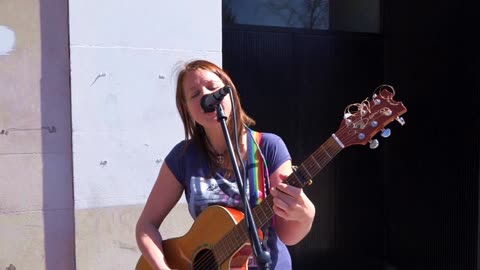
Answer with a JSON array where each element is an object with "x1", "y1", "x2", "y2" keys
[{"x1": 200, "y1": 85, "x2": 231, "y2": 112}]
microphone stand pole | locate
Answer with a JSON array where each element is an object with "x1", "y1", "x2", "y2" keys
[{"x1": 215, "y1": 104, "x2": 271, "y2": 270}]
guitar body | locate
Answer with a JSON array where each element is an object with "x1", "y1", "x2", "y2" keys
[{"x1": 136, "y1": 205, "x2": 253, "y2": 270}]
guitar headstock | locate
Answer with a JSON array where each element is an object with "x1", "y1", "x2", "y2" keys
[{"x1": 335, "y1": 85, "x2": 407, "y2": 149}]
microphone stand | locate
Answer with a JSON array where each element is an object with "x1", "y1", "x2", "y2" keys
[{"x1": 215, "y1": 104, "x2": 271, "y2": 270}]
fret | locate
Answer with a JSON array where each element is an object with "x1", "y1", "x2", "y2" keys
[
  {"x1": 321, "y1": 145, "x2": 332, "y2": 159},
  {"x1": 301, "y1": 163, "x2": 313, "y2": 179},
  {"x1": 257, "y1": 204, "x2": 269, "y2": 224},
  {"x1": 253, "y1": 208, "x2": 262, "y2": 226},
  {"x1": 288, "y1": 171, "x2": 304, "y2": 188},
  {"x1": 311, "y1": 155, "x2": 323, "y2": 170},
  {"x1": 256, "y1": 201, "x2": 272, "y2": 228}
]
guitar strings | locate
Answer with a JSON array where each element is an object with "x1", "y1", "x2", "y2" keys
[
  {"x1": 191, "y1": 140, "x2": 342, "y2": 269},
  {"x1": 189, "y1": 137, "x2": 339, "y2": 269},
  {"x1": 300, "y1": 110, "x2": 386, "y2": 179},
  {"x1": 191, "y1": 131, "x2": 353, "y2": 269},
  {"x1": 191, "y1": 110, "x2": 385, "y2": 269}
]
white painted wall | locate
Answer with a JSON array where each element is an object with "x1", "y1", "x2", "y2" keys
[
  {"x1": 0, "y1": 26, "x2": 16, "y2": 55},
  {"x1": 68, "y1": 1, "x2": 223, "y2": 267},
  {"x1": 69, "y1": 0, "x2": 222, "y2": 209}
]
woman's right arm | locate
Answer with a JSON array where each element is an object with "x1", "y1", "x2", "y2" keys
[{"x1": 135, "y1": 162, "x2": 185, "y2": 270}]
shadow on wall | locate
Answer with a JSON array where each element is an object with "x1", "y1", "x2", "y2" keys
[{"x1": 40, "y1": 0, "x2": 75, "y2": 269}]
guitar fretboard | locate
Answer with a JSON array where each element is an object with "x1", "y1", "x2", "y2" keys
[{"x1": 212, "y1": 135, "x2": 343, "y2": 264}]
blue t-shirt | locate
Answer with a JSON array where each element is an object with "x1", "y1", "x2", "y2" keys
[{"x1": 165, "y1": 131, "x2": 292, "y2": 269}]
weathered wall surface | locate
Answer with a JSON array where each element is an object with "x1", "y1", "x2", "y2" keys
[
  {"x1": 1, "y1": 0, "x2": 222, "y2": 269},
  {"x1": 0, "y1": 0, "x2": 74, "y2": 269}
]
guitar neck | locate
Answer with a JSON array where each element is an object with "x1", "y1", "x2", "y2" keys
[{"x1": 212, "y1": 135, "x2": 343, "y2": 264}]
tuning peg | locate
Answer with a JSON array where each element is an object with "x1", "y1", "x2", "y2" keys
[
  {"x1": 396, "y1": 116, "x2": 405, "y2": 126},
  {"x1": 369, "y1": 139, "x2": 379, "y2": 149},
  {"x1": 381, "y1": 128, "x2": 391, "y2": 138}
]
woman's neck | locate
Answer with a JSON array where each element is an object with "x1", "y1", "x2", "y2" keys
[
  {"x1": 204, "y1": 126, "x2": 247, "y2": 155},
  {"x1": 204, "y1": 127, "x2": 226, "y2": 153}
]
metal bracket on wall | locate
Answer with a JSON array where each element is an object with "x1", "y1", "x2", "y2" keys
[{"x1": 0, "y1": 126, "x2": 56, "y2": 135}]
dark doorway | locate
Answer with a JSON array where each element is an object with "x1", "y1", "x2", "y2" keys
[{"x1": 223, "y1": 25, "x2": 389, "y2": 269}]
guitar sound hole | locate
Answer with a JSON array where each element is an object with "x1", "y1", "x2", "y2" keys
[{"x1": 193, "y1": 249, "x2": 218, "y2": 270}]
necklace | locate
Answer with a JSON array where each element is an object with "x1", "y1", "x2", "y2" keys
[{"x1": 206, "y1": 136, "x2": 224, "y2": 165}]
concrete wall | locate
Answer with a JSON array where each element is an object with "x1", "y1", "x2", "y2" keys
[
  {"x1": 0, "y1": 0, "x2": 222, "y2": 269},
  {"x1": 0, "y1": 0, "x2": 74, "y2": 269}
]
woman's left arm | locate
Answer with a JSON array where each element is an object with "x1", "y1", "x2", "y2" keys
[{"x1": 269, "y1": 159, "x2": 316, "y2": 245}]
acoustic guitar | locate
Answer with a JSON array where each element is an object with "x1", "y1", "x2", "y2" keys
[{"x1": 136, "y1": 85, "x2": 408, "y2": 270}]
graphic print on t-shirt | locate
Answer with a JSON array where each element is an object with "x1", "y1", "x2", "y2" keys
[{"x1": 188, "y1": 175, "x2": 246, "y2": 218}]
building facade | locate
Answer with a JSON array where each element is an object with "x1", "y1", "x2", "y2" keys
[{"x1": 0, "y1": 1, "x2": 221, "y2": 269}]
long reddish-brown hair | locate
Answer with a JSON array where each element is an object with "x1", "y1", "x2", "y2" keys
[{"x1": 175, "y1": 59, "x2": 255, "y2": 175}]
